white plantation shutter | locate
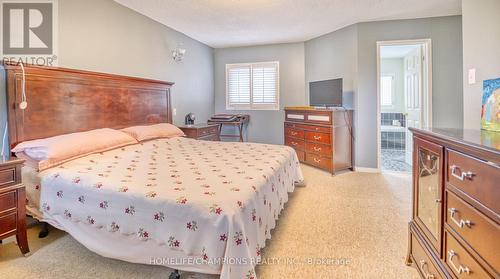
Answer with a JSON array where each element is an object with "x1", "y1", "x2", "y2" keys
[
  {"x1": 227, "y1": 65, "x2": 251, "y2": 107},
  {"x1": 252, "y1": 63, "x2": 278, "y2": 108},
  {"x1": 226, "y1": 62, "x2": 279, "y2": 110}
]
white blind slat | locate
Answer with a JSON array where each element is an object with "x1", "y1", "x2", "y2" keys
[{"x1": 226, "y1": 62, "x2": 279, "y2": 109}]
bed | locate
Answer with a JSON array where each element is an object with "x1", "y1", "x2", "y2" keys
[{"x1": 5, "y1": 64, "x2": 303, "y2": 278}]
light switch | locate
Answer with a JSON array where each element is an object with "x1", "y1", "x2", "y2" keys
[
  {"x1": 468, "y1": 68, "x2": 476, "y2": 84},
  {"x1": 173, "y1": 108, "x2": 177, "y2": 116}
]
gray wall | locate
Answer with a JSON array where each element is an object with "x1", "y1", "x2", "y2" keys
[
  {"x1": 0, "y1": 0, "x2": 214, "y2": 154},
  {"x1": 462, "y1": 0, "x2": 500, "y2": 129},
  {"x1": 302, "y1": 16, "x2": 463, "y2": 168},
  {"x1": 57, "y1": 0, "x2": 214, "y2": 125},
  {"x1": 355, "y1": 16, "x2": 463, "y2": 168},
  {"x1": 380, "y1": 58, "x2": 405, "y2": 113},
  {"x1": 213, "y1": 16, "x2": 463, "y2": 169},
  {"x1": 214, "y1": 43, "x2": 305, "y2": 144},
  {"x1": 0, "y1": 67, "x2": 6, "y2": 157},
  {"x1": 305, "y1": 24, "x2": 358, "y2": 109}
]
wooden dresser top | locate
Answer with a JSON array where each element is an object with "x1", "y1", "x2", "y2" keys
[{"x1": 410, "y1": 127, "x2": 500, "y2": 164}]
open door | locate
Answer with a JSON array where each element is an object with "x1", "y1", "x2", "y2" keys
[{"x1": 404, "y1": 46, "x2": 423, "y2": 165}]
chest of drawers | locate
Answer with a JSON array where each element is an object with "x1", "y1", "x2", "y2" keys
[
  {"x1": 284, "y1": 108, "x2": 353, "y2": 174},
  {"x1": 0, "y1": 158, "x2": 29, "y2": 255},
  {"x1": 406, "y1": 128, "x2": 499, "y2": 279}
]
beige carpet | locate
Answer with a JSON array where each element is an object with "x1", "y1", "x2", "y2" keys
[{"x1": 0, "y1": 165, "x2": 418, "y2": 279}]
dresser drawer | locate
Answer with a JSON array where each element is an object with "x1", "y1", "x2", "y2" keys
[
  {"x1": 446, "y1": 149, "x2": 500, "y2": 214},
  {"x1": 285, "y1": 111, "x2": 306, "y2": 122},
  {"x1": 197, "y1": 126, "x2": 218, "y2": 137},
  {"x1": 306, "y1": 125, "x2": 331, "y2": 133},
  {"x1": 199, "y1": 134, "x2": 219, "y2": 141},
  {"x1": 305, "y1": 131, "x2": 331, "y2": 144},
  {"x1": 285, "y1": 122, "x2": 331, "y2": 133},
  {"x1": 0, "y1": 212, "x2": 17, "y2": 237},
  {"x1": 305, "y1": 111, "x2": 332, "y2": 124},
  {"x1": 305, "y1": 142, "x2": 332, "y2": 157},
  {"x1": 305, "y1": 153, "x2": 332, "y2": 171},
  {"x1": 0, "y1": 166, "x2": 17, "y2": 189},
  {"x1": 285, "y1": 127, "x2": 305, "y2": 140},
  {"x1": 285, "y1": 137, "x2": 305, "y2": 151},
  {"x1": 411, "y1": 233, "x2": 443, "y2": 279},
  {"x1": 0, "y1": 190, "x2": 17, "y2": 213},
  {"x1": 444, "y1": 230, "x2": 492, "y2": 278},
  {"x1": 445, "y1": 190, "x2": 499, "y2": 272}
]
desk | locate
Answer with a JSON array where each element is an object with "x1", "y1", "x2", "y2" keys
[{"x1": 207, "y1": 115, "x2": 250, "y2": 142}]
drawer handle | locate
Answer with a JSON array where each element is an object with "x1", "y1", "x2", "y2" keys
[
  {"x1": 315, "y1": 127, "x2": 320, "y2": 131},
  {"x1": 448, "y1": 250, "x2": 471, "y2": 275},
  {"x1": 419, "y1": 260, "x2": 435, "y2": 279},
  {"x1": 291, "y1": 131, "x2": 298, "y2": 136},
  {"x1": 313, "y1": 158, "x2": 321, "y2": 163},
  {"x1": 450, "y1": 165, "x2": 474, "y2": 181},
  {"x1": 313, "y1": 135, "x2": 321, "y2": 140},
  {"x1": 448, "y1": 208, "x2": 472, "y2": 228},
  {"x1": 313, "y1": 147, "x2": 322, "y2": 152}
]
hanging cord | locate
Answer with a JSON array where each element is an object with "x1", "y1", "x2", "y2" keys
[
  {"x1": 341, "y1": 105, "x2": 355, "y2": 141},
  {"x1": 19, "y1": 62, "x2": 27, "y2": 109}
]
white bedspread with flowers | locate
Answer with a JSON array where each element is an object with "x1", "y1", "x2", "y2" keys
[{"x1": 38, "y1": 137, "x2": 303, "y2": 279}]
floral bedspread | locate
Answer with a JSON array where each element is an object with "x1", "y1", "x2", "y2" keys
[{"x1": 38, "y1": 137, "x2": 303, "y2": 278}]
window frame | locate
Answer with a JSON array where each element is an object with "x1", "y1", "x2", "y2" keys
[
  {"x1": 380, "y1": 73, "x2": 396, "y2": 108},
  {"x1": 225, "y1": 61, "x2": 280, "y2": 110}
]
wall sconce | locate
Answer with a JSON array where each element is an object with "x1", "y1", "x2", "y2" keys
[{"x1": 172, "y1": 45, "x2": 186, "y2": 62}]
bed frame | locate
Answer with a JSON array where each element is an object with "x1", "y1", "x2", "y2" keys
[
  {"x1": 3, "y1": 62, "x2": 174, "y2": 240},
  {"x1": 4, "y1": 63, "x2": 174, "y2": 149}
]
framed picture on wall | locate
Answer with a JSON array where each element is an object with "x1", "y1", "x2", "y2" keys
[{"x1": 481, "y1": 78, "x2": 500, "y2": 132}]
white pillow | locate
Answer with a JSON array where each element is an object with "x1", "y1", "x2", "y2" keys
[
  {"x1": 121, "y1": 123, "x2": 185, "y2": 142},
  {"x1": 12, "y1": 128, "x2": 137, "y2": 171}
]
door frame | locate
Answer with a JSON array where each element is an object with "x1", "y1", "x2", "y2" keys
[{"x1": 376, "y1": 39, "x2": 433, "y2": 171}]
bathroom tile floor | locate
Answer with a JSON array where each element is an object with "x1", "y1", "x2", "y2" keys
[{"x1": 381, "y1": 149, "x2": 412, "y2": 172}]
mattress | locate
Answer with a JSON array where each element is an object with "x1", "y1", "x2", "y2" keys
[
  {"x1": 23, "y1": 165, "x2": 43, "y2": 220},
  {"x1": 29, "y1": 137, "x2": 303, "y2": 278}
]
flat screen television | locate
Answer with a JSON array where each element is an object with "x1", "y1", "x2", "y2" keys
[{"x1": 309, "y1": 78, "x2": 343, "y2": 107}]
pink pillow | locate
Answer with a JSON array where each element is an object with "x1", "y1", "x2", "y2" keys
[
  {"x1": 12, "y1": 128, "x2": 137, "y2": 171},
  {"x1": 121, "y1": 123, "x2": 185, "y2": 142}
]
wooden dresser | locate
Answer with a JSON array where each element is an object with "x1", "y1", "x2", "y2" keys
[
  {"x1": 178, "y1": 123, "x2": 220, "y2": 141},
  {"x1": 0, "y1": 158, "x2": 29, "y2": 255},
  {"x1": 284, "y1": 107, "x2": 353, "y2": 174},
  {"x1": 406, "y1": 128, "x2": 499, "y2": 279}
]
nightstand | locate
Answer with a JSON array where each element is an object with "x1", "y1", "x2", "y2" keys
[
  {"x1": 179, "y1": 123, "x2": 220, "y2": 141},
  {"x1": 0, "y1": 157, "x2": 29, "y2": 255}
]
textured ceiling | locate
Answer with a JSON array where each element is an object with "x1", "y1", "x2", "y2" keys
[{"x1": 115, "y1": 0, "x2": 461, "y2": 48}]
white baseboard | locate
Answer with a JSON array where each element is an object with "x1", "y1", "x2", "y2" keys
[{"x1": 354, "y1": 166, "x2": 380, "y2": 173}]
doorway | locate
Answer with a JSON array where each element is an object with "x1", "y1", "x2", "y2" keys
[{"x1": 377, "y1": 39, "x2": 432, "y2": 172}]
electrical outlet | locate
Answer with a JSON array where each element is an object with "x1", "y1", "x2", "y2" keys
[
  {"x1": 468, "y1": 68, "x2": 476, "y2": 84},
  {"x1": 173, "y1": 108, "x2": 177, "y2": 116}
]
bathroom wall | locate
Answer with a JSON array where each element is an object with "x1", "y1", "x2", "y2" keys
[{"x1": 380, "y1": 58, "x2": 405, "y2": 113}]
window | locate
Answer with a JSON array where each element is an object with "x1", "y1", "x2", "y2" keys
[
  {"x1": 380, "y1": 74, "x2": 395, "y2": 107},
  {"x1": 226, "y1": 61, "x2": 279, "y2": 110}
]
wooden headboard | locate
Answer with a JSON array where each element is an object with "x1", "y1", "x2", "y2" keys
[{"x1": 4, "y1": 63, "x2": 174, "y2": 148}]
